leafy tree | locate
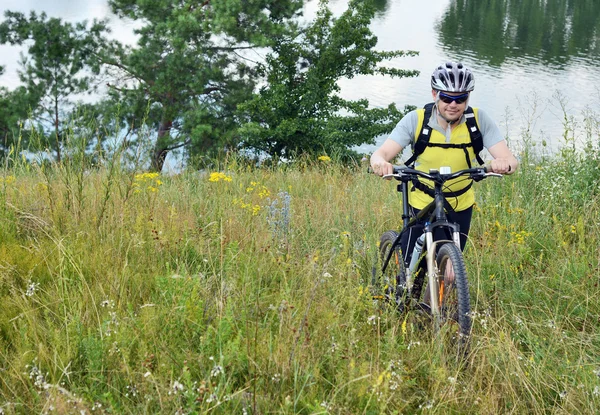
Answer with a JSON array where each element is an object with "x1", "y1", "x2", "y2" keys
[
  {"x1": 0, "y1": 11, "x2": 109, "y2": 162},
  {"x1": 237, "y1": 0, "x2": 418, "y2": 159},
  {"x1": 0, "y1": 66, "x2": 18, "y2": 158},
  {"x1": 0, "y1": 83, "x2": 36, "y2": 161},
  {"x1": 99, "y1": 0, "x2": 305, "y2": 172}
]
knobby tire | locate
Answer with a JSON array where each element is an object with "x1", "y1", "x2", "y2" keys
[
  {"x1": 377, "y1": 231, "x2": 406, "y2": 310},
  {"x1": 431, "y1": 242, "x2": 472, "y2": 356}
]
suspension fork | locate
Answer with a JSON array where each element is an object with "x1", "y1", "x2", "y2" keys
[
  {"x1": 425, "y1": 231, "x2": 441, "y2": 325},
  {"x1": 452, "y1": 230, "x2": 461, "y2": 249}
]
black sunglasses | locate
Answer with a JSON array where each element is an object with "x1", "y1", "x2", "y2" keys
[{"x1": 438, "y1": 92, "x2": 469, "y2": 104}]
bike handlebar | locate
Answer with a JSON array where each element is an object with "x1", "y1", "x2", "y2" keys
[{"x1": 382, "y1": 165, "x2": 503, "y2": 182}]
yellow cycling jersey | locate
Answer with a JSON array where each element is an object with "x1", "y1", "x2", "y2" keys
[{"x1": 409, "y1": 107, "x2": 480, "y2": 212}]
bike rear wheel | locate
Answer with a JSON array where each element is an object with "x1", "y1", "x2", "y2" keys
[
  {"x1": 376, "y1": 231, "x2": 406, "y2": 311},
  {"x1": 424, "y1": 242, "x2": 472, "y2": 356}
]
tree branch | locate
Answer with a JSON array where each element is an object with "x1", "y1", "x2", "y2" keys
[
  {"x1": 165, "y1": 138, "x2": 191, "y2": 151},
  {"x1": 92, "y1": 51, "x2": 150, "y2": 86},
  {"x1": 106, "y1": 83, "x2": 140, "y2": 94},
  {"x1": 202, "y1": 86, "x2": 222, "y2": 95}
]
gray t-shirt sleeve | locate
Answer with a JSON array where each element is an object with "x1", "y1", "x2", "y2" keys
[
  {"x1": 388, "y1": 110, "x2": 418, "y2": 149},
  {"x1": 476, "y1": 108, "x2": 504, "y2": 149}
]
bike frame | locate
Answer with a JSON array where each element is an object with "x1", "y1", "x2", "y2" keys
[{"x1": 381, "y1": 166, "x2": 498, "y2": 323}]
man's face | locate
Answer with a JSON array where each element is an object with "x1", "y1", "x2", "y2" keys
[{"x1": 431, "y1": 90, "x2": 469, "y2": 122}]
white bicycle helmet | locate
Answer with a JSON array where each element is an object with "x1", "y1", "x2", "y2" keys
[{"x1": 431, "y1": 62, "x2": 475, "y2": 93}]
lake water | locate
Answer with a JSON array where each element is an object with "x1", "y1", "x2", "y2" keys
[{"x1": 2, "y1": 0, "x2": 598, "y2": 156}]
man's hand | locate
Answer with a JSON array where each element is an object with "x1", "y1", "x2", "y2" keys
[
  {"x1": 369, "y1": 139, "x2": 404, "y2": 177},
  {"x1": 489, "y1": 158, "x2": 513, "y2": 174},
  {"x1": 370, "y1": 160, "x2": 394, "y2": 177}
]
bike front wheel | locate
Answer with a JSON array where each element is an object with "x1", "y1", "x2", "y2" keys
[
  {"x1": 425, "y1": 242, "x2": 472, "y2": 355},
  {"x1": 377, "y1": 231, "x2": 406, "y2": 311}
]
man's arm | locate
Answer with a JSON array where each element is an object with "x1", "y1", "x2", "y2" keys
[
  {"x1": 370, "y1": 139, "x2": 404, "y2": 176},
  {"x1": 487, "y1": 140, "x2": 519, "y2": 174},
  {"x1": 370, "y1": 111, "x2": 417, "y2": 176}
]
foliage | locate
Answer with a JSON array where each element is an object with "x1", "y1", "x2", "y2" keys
[
  {"x1": 238, "y1": 0, "x2": 419, "y2": 159},
  {"x1": 98, "y1": 0, "x2": 305, "y2": 172},
  {"x1": 0, "y1": 84, "x2": 31, "y2": 160},
  {"x1": 0, "y1": 11, "x2": 109, "y2": 161},
  {"x1": 0, "y1": 1, "x2": 418, "y2": 170}
]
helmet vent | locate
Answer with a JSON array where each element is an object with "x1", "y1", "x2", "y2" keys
[{"x1": 431, "y1": 61, "x2": 475, "y2": 93}]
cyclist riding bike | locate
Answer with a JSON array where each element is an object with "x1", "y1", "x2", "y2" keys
[{"x1": 370, "y1": 61, "x2": 518, "y2": 266}]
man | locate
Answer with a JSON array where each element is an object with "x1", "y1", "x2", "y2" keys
[{"x1": 370, "y1": 61, "x2": 518, "y2": 261}]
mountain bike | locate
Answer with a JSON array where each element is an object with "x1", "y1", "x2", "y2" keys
[{"x1": 373, "y1": 165, "x2": 503, "y2": 356}]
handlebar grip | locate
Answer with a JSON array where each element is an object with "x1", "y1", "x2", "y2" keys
[
  {"x1": 484, "y1": 164, "x2": 511, "y2": 173},
  {"x1": 392, "y1": 164, "x2": 407, "y2": 174}
]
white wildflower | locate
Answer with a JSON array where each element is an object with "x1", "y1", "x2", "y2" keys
[
  {"x1": 210, "y1": 365, "x2": 224, "y2": 377},
  {"x1": 169, "y1": 381, "x2": 185, "y2": 395},
  {"x1": 320, "y1": 401, "x2": 333, "y2": 410},
  {"x1": 26, "y1": 281, "x2": 40, "y2": 297}
]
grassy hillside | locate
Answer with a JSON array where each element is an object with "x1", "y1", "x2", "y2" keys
[{"x1": 1, "y1": 143, "x2": 600, "y2": 414}]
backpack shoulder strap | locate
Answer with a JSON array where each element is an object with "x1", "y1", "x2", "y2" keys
[
  {"x1": 464, "y1": 106, "x2": 485, "y2": 165},
  {"x1": 405, "y1": 103, "x2": 434, "y2": 166}
]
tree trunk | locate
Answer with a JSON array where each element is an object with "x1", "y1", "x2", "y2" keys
[{"x1": 150, "y1": 119, "x2": 173, "y2": 172}]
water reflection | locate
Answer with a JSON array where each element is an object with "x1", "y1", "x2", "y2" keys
[{"x1": 437, "y1": 0, "x2": 600, "y2": 67}]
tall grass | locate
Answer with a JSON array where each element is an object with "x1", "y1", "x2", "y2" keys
[{"x1": 1, "y1": 117, "x2": 600, "y2": 414}]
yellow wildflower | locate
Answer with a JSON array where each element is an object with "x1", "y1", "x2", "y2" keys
[
  {"x1": 135, "y1": 172, "x2": 159, "y2": 181},
  {"x1": 0, "y1": 175, "x2": 16, "y2": 185},
  {"x1": 258, "y1": 187, "x2": 270, "y2": 199},
  {"x1": 318, "y1": 155, "x2": 331, "y2": 162},
  {"x1": 209, "y1": 172, "x2": 232, "y2": 182}
]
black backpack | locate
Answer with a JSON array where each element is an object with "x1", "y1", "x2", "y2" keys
[{"x1": 404, "y1": 102, "x2": 485, "y2": 168}]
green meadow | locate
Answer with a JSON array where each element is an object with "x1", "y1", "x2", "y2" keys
[{"x1": 1, "y1": 131, "x2": 600, "y2": 414}]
